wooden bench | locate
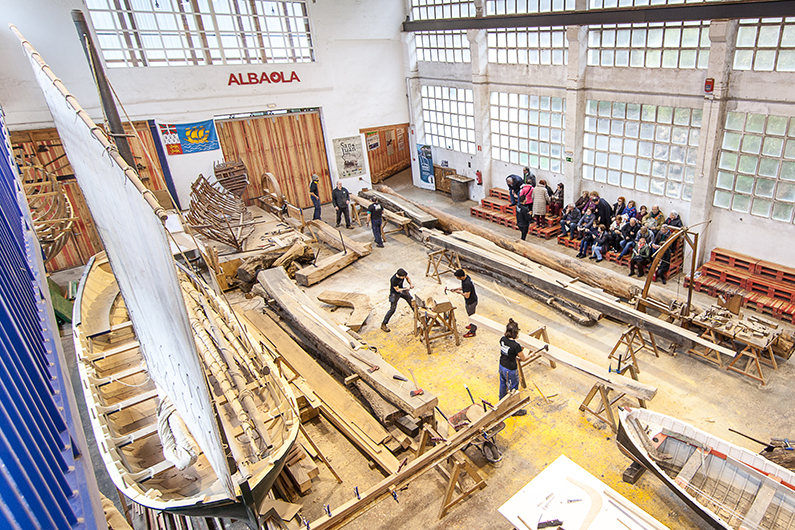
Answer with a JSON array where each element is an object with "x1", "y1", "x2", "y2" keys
[
  {"x1": 710, "y1": 247, "x2": 759, "y2": 273},
  {"x1": 350, "y1": 195, "x2": 411, "y2": 237}
]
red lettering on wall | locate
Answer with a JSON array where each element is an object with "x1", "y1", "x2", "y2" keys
[
  {"x1": 228, "y1": 73, "x2": 240, "y2": 85},
  {"x1": 259, "y1": 72, "x2": 271, "y2": 84},
  {"x1": 247, "y1": 72, "x2": 259, "y2": 84},
  {"x1": 288, "y1": 71, "x2": 300, "y2": 82},
  {"x1": 270, "y1": 72, "x2": 282, "y2": 83},
  {"x1": 228, "y1": 71, "x2": 301, "y2": 86}
]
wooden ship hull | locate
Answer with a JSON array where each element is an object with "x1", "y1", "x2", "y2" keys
[
  {"x1": 616, "y1": 408, "x2": 795, "y2": 530},
  {"x1": 74, "y1": 253, "x2": 299, "y2": 525}
]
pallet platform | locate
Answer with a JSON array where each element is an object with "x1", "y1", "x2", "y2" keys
[
  {"x1": 710, "y1": 247, "x2": 758, "y2": 273},
  {"x1": 700, "y1": 262, "x2": 752, "y2": 288},
  {"x1": 754, "y1": 260, "x2": 795, "y2": 288}
]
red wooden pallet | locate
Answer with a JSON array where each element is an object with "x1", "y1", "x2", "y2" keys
[
  {"x1": 754, "y1": 260, "x2": 795, "y2": 288},
  {"x1": 489, "y1": 188, "x2": 511, "y2": 201},
  {"x1": 481, "y1": 197, "x2": 511, "y2": 214},
  {"x1": 709, "y1": 247, "x2": 758, "y2": 273},
  {"x1": 470, "y1": 206, "x2": 490, "y2": 220},
  {"x1": 557, "y1": 235, "x2": 581, "y2": 250},
  {"x1": 605, "y1": 251, "x2": 630, "y2": 266},
  {"x1": 700, "y1": 262, "x2": 752, "y2": 288},
  {"x1": 745, "y1": 276, "x2": 795, "y2": 303},
  {"x1": 531, "y1": 224, "x2": 561, "y2": 240}
]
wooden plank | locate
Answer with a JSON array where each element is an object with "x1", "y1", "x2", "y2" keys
[
  {"x1": 295, "y1": 251, "x2": 358, "y2": 286},
  {"x1": 308, "y1": 220, "x2": 371, "y2": 257},
  {"x1": 674, "y1": 448, "x2": 704, "y2": 488},
  {"x1": 239, "y1": 310, "x2": 390, "y2": 444},
  {"x1": 742, "y1": 480, "x2": 777, "y2": 530},
  {"x1": 470, "y1": 314, "x2": 658, "y2": 402},
  {"x1": 316, "y1": 290, "x2": 372, "y2": 332},
  {"x1": 257, "y1": 267, "x2": 438, "y2": 418},
  {"x1": 360, "y1": 189, "x2": 437, "y2": 228}
]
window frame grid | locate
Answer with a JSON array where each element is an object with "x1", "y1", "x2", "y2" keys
[
  {"x1": 410, "y1": 0, "x2": 476, "y2": 21},
  {"x1": 486, "y1": 27, "x2": 569, "y2": 65},
  {"x1": 86, "y1": 0, "x2": 315, "y2": 68},
  {"x1": 586, "y1": 21, "x2": 711, "y2": 69},
  {"x1": 713, "y1": 110, "x2": 795, "y2": 224},
  {"x1": 733, "y1": 18, "x2": 795, "y2": 72},
  {"x1": 415, "y1": 30, "x2": 472, "y2": 63},
  {"x1": 484, "y1": 0, "x2": 576, "y2": 16},
  {"x1": 489, "y1": 91, "x2": 567, "y2": 172},
  {"x1": 582, "y1": 99, "x2": 703, "y2": 201},
  {"x1": 420, "y1": 85, "x2": 477, "y2": 155}
]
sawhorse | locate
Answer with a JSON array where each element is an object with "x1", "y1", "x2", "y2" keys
[
  {"x1": 579, "y1": 363, "x2": 646, "y2": 433},
  {"x1": 517, "y1": 325, "x2": 556, "y2": 389},
  {"x1": 426, "y1": 249, "x2": 461, "y2": 284},
  {"x1": 607, "y1": 326, "x2": 659, "y2": 374},
  {"x1": 413, "y1": 300, "x2": 460, "y2": 354}
]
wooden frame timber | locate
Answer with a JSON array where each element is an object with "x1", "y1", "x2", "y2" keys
[
  {"x1": 637, "y1": 227, "x2": 697, "y2": 319},
  {"x1": 579, "y1": 361, "x2": 645, "y2": 432}
]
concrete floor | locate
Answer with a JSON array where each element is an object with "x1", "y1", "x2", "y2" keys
[{"x1": 52, "y1": 169, "x2": 795, "y2": 530}]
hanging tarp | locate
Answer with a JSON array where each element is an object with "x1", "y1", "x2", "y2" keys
[{"x1": 12, "y1": 26, "x2": 234, "y2": 499}]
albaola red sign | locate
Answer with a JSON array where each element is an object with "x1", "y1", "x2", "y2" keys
[{"x1": 228, "y1": 72, "x2": 301, "y2": 85}]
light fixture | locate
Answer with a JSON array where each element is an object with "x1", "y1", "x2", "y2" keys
[{"x1": 267, "y1": 103, "x2": 277, "y2": 108}]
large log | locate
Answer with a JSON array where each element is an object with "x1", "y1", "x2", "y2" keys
[
  {"x1": 294, "y1": 251, "x2": 358, "y2": 287},
  {"x1": 257, "y1": 267, "x2": 438, "y2": 418},
  {"x1": 236, "y1": 245, "x2": 314, "y2": 283},
  {"x1": 352, "y1": 380, "x2": 401, "y2": 425},
  {"x1": 272, "y1": 241, "x2": 310, "y2": 268},
  {"x1": 360, "y1": 189, "x2": 437, "y2": 228},
  {"x1": 309, "y1": 220, "x2": 371, "y2": 257}
]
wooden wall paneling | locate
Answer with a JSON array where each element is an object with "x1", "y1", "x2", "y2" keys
[
  {"x1": 123, "y1": 121, "x2": 168, "y2": 193},
  {"x1": 360, "y1": 123, "x2": 410, "y2": 183}
]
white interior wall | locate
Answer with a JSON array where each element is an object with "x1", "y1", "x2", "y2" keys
[{"x1": 1, "y1": 0, "x2": 408, "y2": 207}]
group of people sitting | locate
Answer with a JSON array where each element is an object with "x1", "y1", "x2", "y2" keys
[
  {"x1": 506, "y1": 169, "x2": 565, "y2": 241},
  {"x1": 558, "y1": 192, "x2": 684, "y2": 283}
]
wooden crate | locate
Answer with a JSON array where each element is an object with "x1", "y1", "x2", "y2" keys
[
  {"x1": 434, "y1": 164, "x2": 456, "y2": 194},
  {"x1": 709, "y1": 247, "x2": 758, "y2": 272},
  {"x1": 754, "y1": 260, "x2": 795, "y2": 287}
]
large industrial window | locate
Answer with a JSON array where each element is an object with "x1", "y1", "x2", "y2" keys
[
  {"x1": 410, "y1": 0, "x2": 475, "y2": 20},
  {"x1": 490, "y1": 92, "x2": 566, "y2": 172},
  {"x1": 587, "y1": 21, "x2": 710, "y2": 68},
  {"x1": 714, "y1": 111, "x2": 795, "y2": 223},
  {"x1": 733, "y1": 18, "x2": 795, "y2": 72},
  {"x1": 487, "y1": 27, "x2": 568, "y2": 65},
  {"x1": 421, "y1": 85, "x2": 477, "y2": 155},
  {"x1": 85, "y1": 0, "x2": 315, "y2": 68},
  {"x1": 582, "y1": 100, "x2": 702, "y2": 201},
  {"x1": 484, "y1": 0, "x2": 575, "y2": 15},
  {"x1": 416, "y1": 31, "x2": 471, "y2": 63}
]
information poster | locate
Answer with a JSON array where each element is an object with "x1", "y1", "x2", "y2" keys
[
  {"x1": 333, "y1": 136, "x2": 366, "y2": 178},
  {"x1": 366, "y1": 131, "x2": 380, "y2": 151},
  {"x1": 397, "y1": 127, "x2": 405, "y2": 151},
  {"x1": 417, "y1": 144, "x2": 435, "y2": 190},
  {"x1": 385, "y1": 129, "x2": 395, "y2": 156}
]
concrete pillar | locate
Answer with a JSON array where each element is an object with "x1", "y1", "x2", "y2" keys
[
  {"x1": 469, "y1": 28, "x2": 492, "y2": 196},
  {"x1": 689, "y1": 20, "x2": 738, "y2": 266},
  {"x1": 402, "y1": 30, "x2": 425, "y2": 187},
  {"x1": 564, "y1": 24, "x2": 588, "y2": 206}
]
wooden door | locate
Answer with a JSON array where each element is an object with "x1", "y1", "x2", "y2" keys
[
  {"x1": 215, "y1": 111, "x2": 332, "y2": 209},
  {"x1": 360, "y1": 123, "x2": 411, "y2": 184}
]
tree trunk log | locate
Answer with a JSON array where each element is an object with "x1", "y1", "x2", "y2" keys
[{"x1": 353, "y1": 380, "x2": 400, "y2": 426}]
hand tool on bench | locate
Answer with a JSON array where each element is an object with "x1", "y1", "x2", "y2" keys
[
  {"x1": 351, "y1": 352, "x2": 379, "y2": 373},
  {"x1": 393, "y1": 374, "x2": 408, "y2": 381},
  {"x1": 408, "y1": 368, "x2": 424, "y2": 397}
]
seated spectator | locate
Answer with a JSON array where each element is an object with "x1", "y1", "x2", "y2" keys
[
  {"x1": 607, "y1": 214, "x2": 626, "y2": 251},
  {"x1": 575, "y1": 207, "x2": 596, "y2": 240},
  {"x1": 613, "y1": 196, "x2": 626, "y2": 217},
  {"x1": 617, "y1": 217, "x2": 640, "y2": 254},
  {"x1": 643, "y1": 204, "x2": 664, "y2": 228},
  {"x1": 625, "y1": 200, "x2": 637, "y2": 220},
  {"x1": 618, "y1": 224, "x2": 648, "y2": 260},
  {"x1": 550, "y1": 183, "x2": 564, "y2": 216},
  {"x1": 664, "y1": 210, "x2": 683, "y2": 228},
  {"x1": 576, "y1": 221, "x2": 598, "y2": 258},
  {"x1": 522, "y1": 167, "x2": 536, "y2": 186},
  {"x1": 629, "y1": 237, "x2": 652, "y2": 277},
  {"x1": 532, "y1": 179, "x2": 550, "y2": 227},
  {"x1": 575, "y1": 190, "x2": 590, "y2": 212},
  {"x1": 651, "y1": 224, "x2": 672, "y2": 253},
  {"x1": 589, "y1": 224, "x2": 608, "y2": 262},
  {"x1": 506, "y1": 175, "x2": 523, "y2": 206},
  {"x1": 560, "y1": 204, "x2": 581, "y2": 238},
  {"x1": 591, "y1": 191, "x2": 613, "y2": 227},
  {"x1": 637, "y1": 205, "x2": 648, "y2": 223}
]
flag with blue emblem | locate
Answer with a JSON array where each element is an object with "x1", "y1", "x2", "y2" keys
[{"x1": 159, "y1": 120, "x2": 220, "y2": 155}]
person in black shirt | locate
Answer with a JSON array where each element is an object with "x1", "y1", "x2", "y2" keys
[
  {"x1": 381, "y1": 268, "x2": 413, "y2": 332},
  {"x1": 449, "y1": 269, "x2": 478, "y2": 337},
  {"x1": 499, "y1": 318, "x2": 529, "y2": 416},
  {"x1": 366, "y1": 197, "x2": 384, "y2": 247},
  {"x1": 309, "y1": 174, "x2": 322, "y2": 220},
  {"x1": 331, "y1": 181, "x2": 353, "y2": 229}
]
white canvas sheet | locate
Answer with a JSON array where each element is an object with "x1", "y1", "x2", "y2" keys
[{"x1": 21, "y1": 45, "x2": 234, "y2": 498}]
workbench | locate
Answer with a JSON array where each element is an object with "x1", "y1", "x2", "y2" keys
[
  {"x1": 687, "y1": 308, "x2": 782, "y2": 385},
  {"x1": 499, "y1": 455, "x2": 669, "y2": 530}
]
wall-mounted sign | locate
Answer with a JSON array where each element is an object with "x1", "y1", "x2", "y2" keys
[
  {"x1": 416, "y1": 144, "x2": 434, "y2": 191},
  {"x1": 333, "y1": 136, "x2": 366, "y2": 178},
  {"x1": 385, "y1": 129, "x2": 395, "y2": 156},
  {"x1": 397, "y1": 128, "x2": 405, "y2": 151},
  {"x1": 366, "y1": 132, "x2": 380, "y2": 151},
  {"x1": 158, "y1": 120, "x2": 220, "y2": 155},
  {"x1": 228, "y1": 71, "x2": 301, "y2": 86}
]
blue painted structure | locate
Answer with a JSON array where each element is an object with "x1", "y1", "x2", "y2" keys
[{"x1": 0, "y1": 107, "x2": 103, "y2": 529}]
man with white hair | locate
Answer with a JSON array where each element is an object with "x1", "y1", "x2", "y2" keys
[{"x1": 665, "y1": 210, "x2": 683, "y2": 228}]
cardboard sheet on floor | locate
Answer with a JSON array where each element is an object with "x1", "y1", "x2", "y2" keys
[{"x1": 499, "y1": 455, "x2": 669, "y2": 530}]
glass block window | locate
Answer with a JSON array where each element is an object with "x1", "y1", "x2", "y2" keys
[
  {"x1": 714, "y1": 111, "x2": 795, "y2": 223},
  {"x1": 589, "y1": 0, "x2": 717, "y2": 8},
  {"x1": 582, "y1": 100, "x2": 702, "y2": 200},
  {"x1": 416, "y1": 31, "x2": 471, "y2": 63},
  {"x1": 410, "y1": 0, "x2": 476, "y2": 20},
  {"x1": 86, "y1": 0, "x2": 314, "y2": 68},
  {"x1": 733, "y1": 18, "x2": 795, "y2": 72},
  {"x1": 487, "y1": 27, "x2": 568, "y2": 65},
  {"x1": 421, "y1": 85, "x2": 477, "y2": 154},
  {"x1": 587, "y1": 22, "x2": 710, "y2": 68},
  {"x1": 484, "y1": 0, "x2": 575, "y2": 15},
  {"x1": 490, "y1": 92, "x2": 567, "y2": 172}
]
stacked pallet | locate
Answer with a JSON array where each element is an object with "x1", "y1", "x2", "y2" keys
[
  {"x1": 470, "y1": 187, "x2": 561, "y2": 239},
  {"x1": 685, "y1": 248, "x2": 795, "y2": 323}
]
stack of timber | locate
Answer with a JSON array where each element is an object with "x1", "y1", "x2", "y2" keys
[
  {"x1": 294, "y1": 220, "x2": 371, "y2": 286},
  {"x1": 213, "y1": 160, "x2": 249, "y2": 198},
  {"x1": 234, "y1": 241, "x2": 315, "y2": 290},
  {"x1": 256, "y1": 267, "x2": 438, "y2": 419},
  {"x1": 278, "y1": 445, "x2": 319, "y2": 495},
  {"x1": 186, "y1": 175, "x2": 254, "y2": 252},
  {"x1": 238, "y1": 309, "x2": 402, "y2": 474},
  {"x1": 360, "y1": 189, "x2": 437, "y2": 228}
]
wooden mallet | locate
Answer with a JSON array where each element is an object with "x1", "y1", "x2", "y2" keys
[{"x1": 408, "y1": 369, "x2": 424, "y2": 397}]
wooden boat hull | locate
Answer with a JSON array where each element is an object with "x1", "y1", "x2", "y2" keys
[
  {"x1": 74, "y1": 254, "x2": 299, "y2": 526},
  {"x1": 616, "y1": 408, "x2": 795, "y2": 530}
]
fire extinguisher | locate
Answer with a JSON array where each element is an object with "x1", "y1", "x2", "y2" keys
[{"x1": 475, "y1": 170, "x2": 482, "y2": 185}]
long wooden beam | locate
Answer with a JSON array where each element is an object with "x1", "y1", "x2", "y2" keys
[
  {"x1": 309, "y1": 392, "x2": 529, "y2": 530},
  {"x1": 308, "y1": 220, "x2": 371, "y2": 257},
  {"x1": 360, "y1": 189, "x2": 437, "y2": 228},
  {"x1": 294, "y1": 251, "x2": 358, "y2": 286},
  {"x1": 470, "y1": 314, "x2": 658, "y2": 402}
]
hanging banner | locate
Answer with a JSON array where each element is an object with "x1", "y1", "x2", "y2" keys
[
  {"x1": 333, "y1": 135, "x2": 366, "y2": 178},
  {"x1": 417, "y1": 144, "x2": 435, "y2": 190},
  {"x1": 397, "y1": 127, "x2": 405, "y2": 151},
  {"x1": 159, "y1": 120, "x2": 220, "y2": 155},
  {"x1": 366, "y1": 131, "x2": 380, "y2": 151},
  {"x1": 385, "y1": 129, "x2": 395, "y2": 156}
]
